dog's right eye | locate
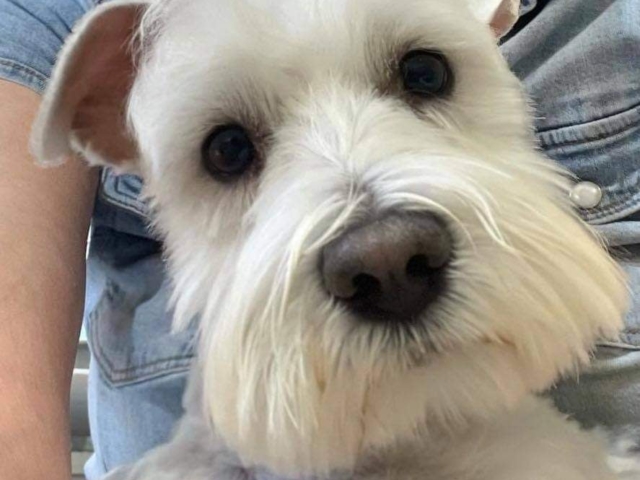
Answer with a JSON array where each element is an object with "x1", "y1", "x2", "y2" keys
[
  {"x1": 400, "y1": 50, "x2": 452, "y2": 98},
  {"x1": 201, "y1": 125, "x2": 255, "y2": 181}
]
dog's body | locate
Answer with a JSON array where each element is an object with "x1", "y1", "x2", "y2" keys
[
  {"x1": 102, "y1": 371, "x2": 621, "y2": 480},
  {"x1": 100, "y1": 377, "x2": 640, "y2": 480},
  {"x1": 31, "y1": 0, "x2": 640, "y2": 478}
]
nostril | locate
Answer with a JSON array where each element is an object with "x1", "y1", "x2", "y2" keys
[
  {"x1": 352, "y1": 273, "x2": 381, "y2": 301},
  {"x1": 406, "y1": 254, "x2": 435, "y2": 280}
]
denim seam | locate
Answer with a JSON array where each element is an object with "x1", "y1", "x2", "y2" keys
[
  {"x1": 94, "y1": 348, "x2": 194, "y2": 385},
  {"x1": 584, "y1": 192, "x2": 640, "y2": 224},
  {"x1": 114, "y1": 178, "x2": 141, "y2": 201},
  {"x1": 99, "y1": 171, "x2": 148, "y2": 217},
  {"x1": 98, "y1": 187, "x2": 147, "y2": 217},
  {"x1": 0, "y1": 58, "x2": 48, "y2": 93},
  {"x1": 536, "y1": 101, "x2": 640, "y2": 134},
  {"x1": 586, "y1": 205, "x2": 640, "y2": 225},
  {"x1": 594, "y1": 189, "x2": 640, "y2": 210},
  {"x1": 94, "y1": 347, "x2": 195, "y2": 376},
  {"x1": 96, "y1": 361, "x2": 193, "y2": 388},
  {"x1": 113, "y1": 178, "x2": 148, "y2": 212},
  {"x1": 598, "y1": 341, "x2": 640, "y2": 351},
  {"x1": 90, "y1": 325, "x2": 195, "y2": 386},
  {"x1": 537, "y1": 104, "x2": 640, "y2": 148}
]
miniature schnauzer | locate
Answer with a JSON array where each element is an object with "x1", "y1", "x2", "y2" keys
[{"x1": 31, "y1": 0, "x2": 640, "y2": 478}]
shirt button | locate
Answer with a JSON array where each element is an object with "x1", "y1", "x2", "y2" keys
[{"x1": 569, "y1": 181, "x2": 603, "y2": 209}]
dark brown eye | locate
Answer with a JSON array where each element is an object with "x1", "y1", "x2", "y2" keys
[
  {"x1": 400, "y1": 50, "x2": 452, "y2": 97},
  {"x1": 201, "y1": 125, "x2": 255, "y2": 181}
]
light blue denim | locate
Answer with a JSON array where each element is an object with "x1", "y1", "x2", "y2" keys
[{"x1": 0, "y1": 0, "x2": 638, "y2": 478}]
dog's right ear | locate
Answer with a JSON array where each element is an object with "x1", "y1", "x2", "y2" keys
[
  {"x1": 466, "y1": 0, "x2": 520, "y2": 38},
  {"x1": 31, "y1": 0, "x2": 149, "y2": 173}
]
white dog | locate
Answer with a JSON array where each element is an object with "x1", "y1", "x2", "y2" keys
[{"x1": 31, "y1": 0, "x2": 640, "y2": 478}]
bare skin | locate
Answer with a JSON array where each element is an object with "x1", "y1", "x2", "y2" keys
[{"x1": 0, "y1": 79, "x2": 97, "y2": 480}]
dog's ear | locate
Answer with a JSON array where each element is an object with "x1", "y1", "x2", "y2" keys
[
  {"x1": 466, "y1": 0, "x2": 520, "y2": 38},
  {"x1": 31, "y1": 0, "x2": 149, "y2": 173}
]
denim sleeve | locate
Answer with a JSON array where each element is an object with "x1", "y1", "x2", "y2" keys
[{"x1": 0, "y1": 0, "x2": 97, "y2": 94}]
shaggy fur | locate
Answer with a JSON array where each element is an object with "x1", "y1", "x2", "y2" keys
[{"x1": 31, "y1": 0, "x2": 640, "y2": 478}]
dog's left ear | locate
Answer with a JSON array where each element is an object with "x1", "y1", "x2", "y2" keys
[
  {"x1": 466, "y1": 0, "x2": 520, "y2": 38},
  {"x1": 31, "y1": 0, "x2": 149, "y2": 173}
]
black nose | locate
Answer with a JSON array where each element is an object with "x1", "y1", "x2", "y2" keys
[{"x1": 321, "y1": 212, "x2": 451, "y2": 323}]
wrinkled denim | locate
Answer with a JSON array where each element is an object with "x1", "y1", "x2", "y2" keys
[
  {"x1": 0, "y1": 0, "x2": 638, "y2": 478},
  {"x1": 501, "y1": 0, "x2": 640, "y2": 429}
]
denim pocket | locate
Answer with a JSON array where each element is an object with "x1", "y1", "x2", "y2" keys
[
  {"x1": 86, "y1": 228, "x2": 196, "y2": 387},
  {"x1": 99, "y1": 169, "x2": 149, "y2": 219},
  {"x1": 537, "y1": 105, "x2": 640, "y2": 225}
]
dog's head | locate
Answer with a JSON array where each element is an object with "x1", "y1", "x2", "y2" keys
[{"x1": 32, "y1": 0, "x2": 627, "y2": 475}]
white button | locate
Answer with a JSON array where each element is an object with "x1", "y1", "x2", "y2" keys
[{"x1": 569, "y1": 181, "x2": 603, "y2": 209}]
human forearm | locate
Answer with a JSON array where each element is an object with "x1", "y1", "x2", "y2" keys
[
  {"x1": 0, "y1": 80, "x2": 97, "y2": 480},
  {"x1": 0, "y1": 239, "x2": 85, "y2": 480}
]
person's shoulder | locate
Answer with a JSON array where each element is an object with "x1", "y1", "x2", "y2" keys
[{"x1": 0, "y1": 0, "x2": 99, "y2": 94}]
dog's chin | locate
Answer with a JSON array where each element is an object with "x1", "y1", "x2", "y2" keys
[{"x1": 207, "y1": 326, "x2": 537, "y2": 477}]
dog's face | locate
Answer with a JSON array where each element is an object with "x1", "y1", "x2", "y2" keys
[{"x1": 33, "y1": 0, "x2": 627, "y2": 475}]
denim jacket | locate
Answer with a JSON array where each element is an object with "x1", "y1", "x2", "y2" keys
[{"x1": 0, "y1": 0, "x2": 638, "y2": 477}]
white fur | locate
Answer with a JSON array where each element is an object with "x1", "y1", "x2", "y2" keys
[{"x1": 33, "y1": 0, "x2": 635, "y2": 478}]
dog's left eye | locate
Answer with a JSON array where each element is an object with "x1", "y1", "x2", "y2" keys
[
  {"x1": 201, "y1": 125, "x2": 255, "y2": 181},
  {"x1": 400, "y1": 50, "x2": 452, "y2": 97}
]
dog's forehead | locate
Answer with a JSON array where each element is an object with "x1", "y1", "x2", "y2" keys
[
  {"x1": 132, "y1": 0, "x2": 501, "y2": 154},
  {"x1": 144, "y1": 0, "x2": 477, "y2": 65}
]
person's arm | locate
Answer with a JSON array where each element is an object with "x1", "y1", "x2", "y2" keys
[{"x1": 0, "y1": 79, "x2": 97, "y2": 480}]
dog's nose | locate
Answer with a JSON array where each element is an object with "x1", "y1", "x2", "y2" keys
[{"x1": 321, "y1": 212, "x2": 451, "y2": 323}]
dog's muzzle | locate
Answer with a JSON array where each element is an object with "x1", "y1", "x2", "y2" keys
[{"x1": 321, "y1": 212, "x2": 451, "y2": 324}]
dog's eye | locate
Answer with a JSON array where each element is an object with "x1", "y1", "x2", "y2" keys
[
  {"x1": 400, "y1": 50, "x2": 452, "y2": 97},
  {"x1": 201, "y1": 125, "x2": 255, "y2": 180}
]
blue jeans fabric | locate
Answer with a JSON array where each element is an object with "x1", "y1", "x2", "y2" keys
[
  {"x1": 0, "y1": 0, "x2": 638, "y2": 478},
  {"x1": 501, "y1": 0, "x2": 640, "y2": 428}
]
